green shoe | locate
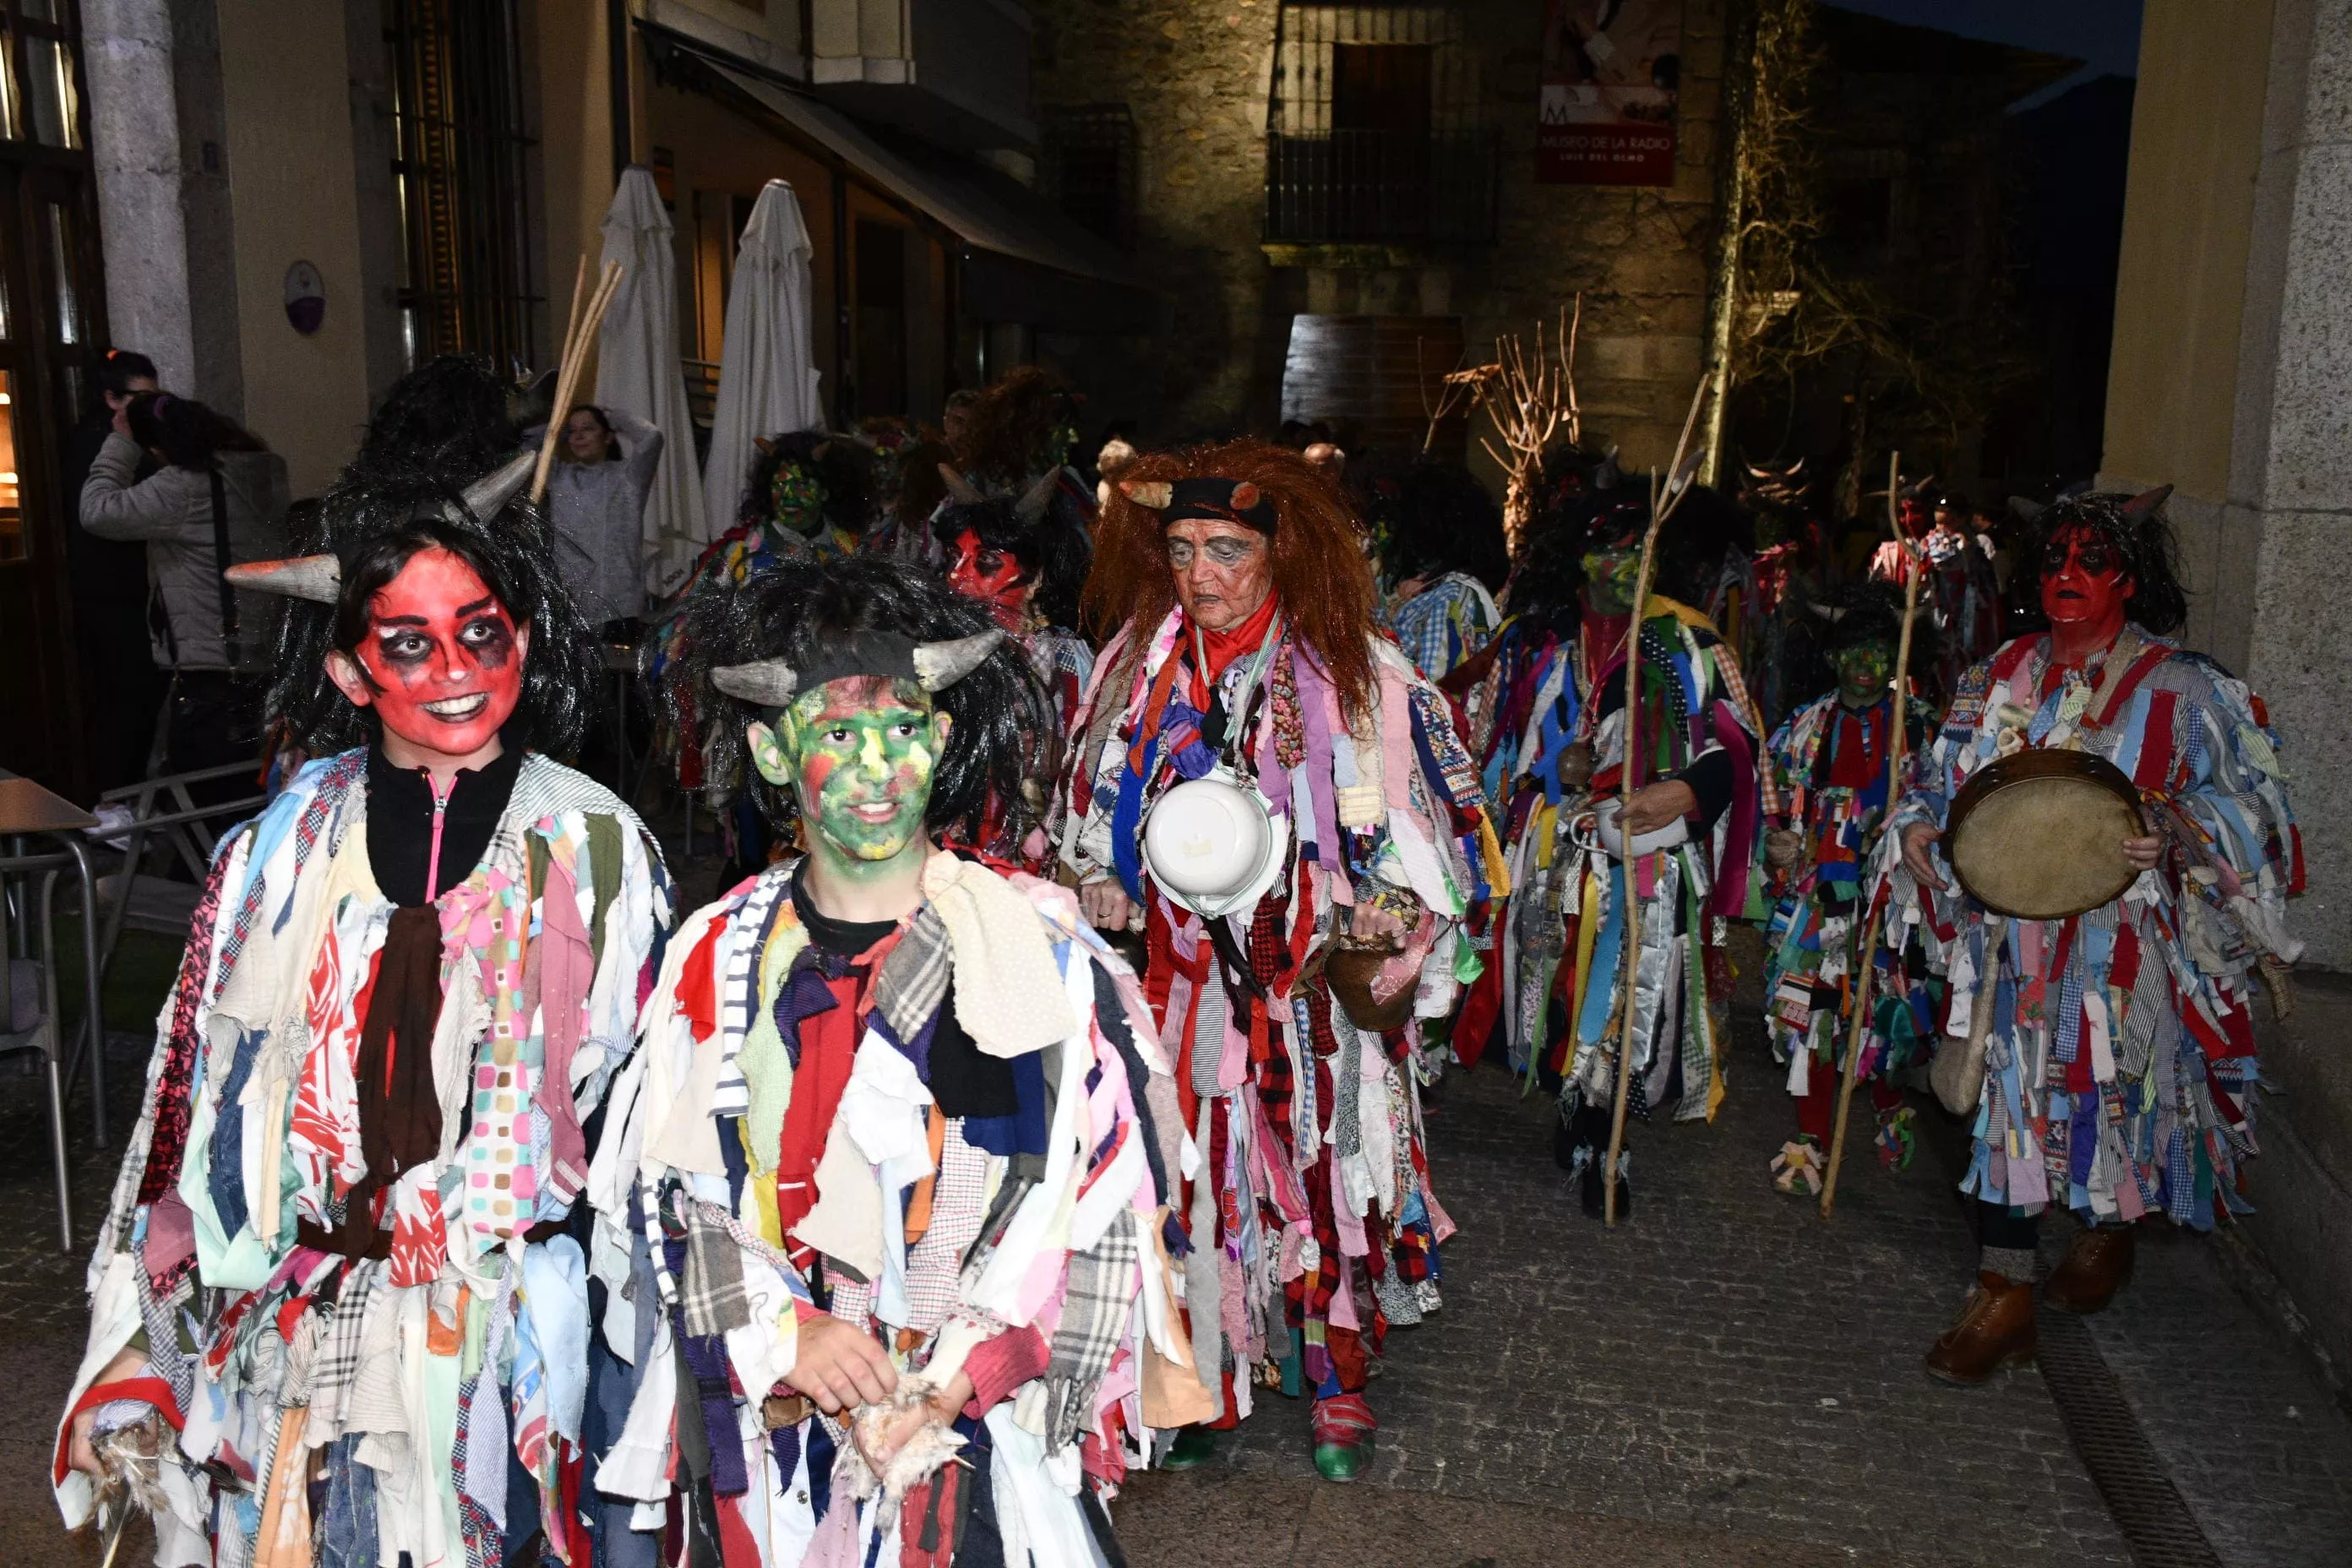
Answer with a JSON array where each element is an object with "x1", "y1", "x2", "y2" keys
[
  {"x1": 1161, "y1": 1427, "x2": 1221, "y2": 1470},
  {"x1": 1313, "y1": 1433, "x2": 1375, "y2": 1483}
]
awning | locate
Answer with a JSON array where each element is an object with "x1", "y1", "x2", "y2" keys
[{"x1": 643, "y1": 27, "x2": 1158, "y2": 336}]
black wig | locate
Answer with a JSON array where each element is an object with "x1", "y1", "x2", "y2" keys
[
  {"x1": 265, "y1": 451, "x2": 602, "y2": 759},
  {"x1": 1817, "y1": 578, "x2": 1939, "y2": 671},
  {"x1": 739, "y1": 432, "x2": 877, "y2": 538},
  {"x1": 935, "y1": 493, "x2": 1095, "y2": 633},
  {"x1": 1508, "y1": 472, "x2": 1747, "y2": 631},
  {"x1": 1366, "y1": 459, "x2": 1509, "y2": 591},
  {"x1": 356, "y1": 356, "x2": 531, "y2": 477},
  {"x1": 2023, "y1": 490, "x2": 2188, "y2": 637},
  {"x1": 667, "y1": 553, "x2": 1053, "y2": 839}
]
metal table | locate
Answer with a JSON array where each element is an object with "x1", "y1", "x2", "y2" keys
[{"x1": 0, "y1": 774, "x2": 104, "y2": 1249}]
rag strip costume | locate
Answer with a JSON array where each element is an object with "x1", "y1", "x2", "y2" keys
[
  {"x1": 1762, "y1": 689, "x2": 1941, "y2": 1189},
  {"x1": 1494, "y1": 596, "x2": 1768, "y2": 1168},
  {"x1": 1386, "y1": 572, "x2": 1499, "y2": 684},
  {"x1": 1061, "y1": 493, "x2": 1502, "y2": 1446},
  {"x1": 599, "y1": 849, "x2": 1190, "y2": 1565},
  {"x1": 1872, "y1": 518, "x2": 2000, "y2": 701},
  {"x1": 56, "y1": 747, "x2": 669, "y2": 1567},
  {"x1": 1879, "y1": 624, "x2": 2302, "y2": 1228}
]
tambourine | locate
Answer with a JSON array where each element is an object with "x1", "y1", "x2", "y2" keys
[{"x1": 1945, "y1": 749, "x2": 2144, "y2": 920}]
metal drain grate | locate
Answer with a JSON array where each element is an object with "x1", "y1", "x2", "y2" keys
[{"x1": 2035, "y1": 1306, "x2": 2226, "y2": 1568}]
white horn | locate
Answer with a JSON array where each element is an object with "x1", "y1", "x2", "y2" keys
[
  {"x1": 1016, "y1": 467, "x2": 1060, "y2": 522},
  {"x1": 937, "y1": 463, "x2": 986, "y2": 506},
  {"x1": 710, "y1": 658, "x2": 800, "y2": 707},
  {"x1": 911, "y1": 629, "x2": 1004, "y2": 692},
  {"x1": 458, "y1": 449, "x2": 538, "y2": 524},
  {"x1": 1119, "y1": 479, "x2": 1173, "y2": 509},
  {"x1": 226, "y1": 554, "x2": 341, "y2": 604}
]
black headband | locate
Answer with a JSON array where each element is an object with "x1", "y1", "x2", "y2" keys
[{"x1": 1126, "y1": 476, "x2": 1279, "y2": 536}]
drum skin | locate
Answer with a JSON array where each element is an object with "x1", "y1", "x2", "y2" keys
[{"x1": 1946, "y1": 749, "x2": 2145, "y2": 920}]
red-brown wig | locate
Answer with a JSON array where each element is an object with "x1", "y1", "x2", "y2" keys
[{"x1": 1084, "y1": 437, "x2": 1378, "y2": 718}]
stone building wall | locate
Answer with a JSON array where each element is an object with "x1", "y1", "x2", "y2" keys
[{"x1": 1029, "y1": 0, "x2": 1729, "y2": 475}]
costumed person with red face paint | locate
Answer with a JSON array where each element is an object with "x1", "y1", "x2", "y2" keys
[
  {"x1": 1871, "y1": 478, "x2": 2001, "y2": 701},
  {"x1": 54, "y1": 446, "x2": 674, "y2": 1567},
  {"x1": 938, "y1": 474, "x2": 1097, "y2": 869},
  {"x1": 1760, "y1": 582, "x2": 1942, "y2": 1197},
  {"x1": 606, "y1": 553, "x2": 1190, "y2": 1565},
  {"x1": 1479, "y1": 476, "x2": 1770, "y2": 1217},
  {"x1": 1056, "y1": 440, "x2": 1505, "y2": 1482},
  {"x1": 1875, "y1": 489, "x2": 2301, "y2": 1383}
]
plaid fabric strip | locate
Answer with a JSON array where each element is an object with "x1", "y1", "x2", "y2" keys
[
  {"x1": 874, "y1": 907, "x2": 954, "y2": 1048},
  {"x1": 902, "y1": 1123, "x2": 991, "y2": 1332},
  {"x1": 715, "y1": 870, "x2": 791, "y2": 1119},
  {"x1": 681, "y1": 1198, "x2": 753, "y2": 1336},
  {"x1": 1711, "y1": 645, "x2": 1781, "y2": 818},
  {"x1": 306, "y1": 1258, "x2": 382, "y2": 1440},
  {"x1": 1043, "y1": 1210, "x2": 1140, "y2": 1450}
]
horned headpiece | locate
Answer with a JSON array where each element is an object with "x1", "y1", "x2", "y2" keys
[
  {"x1": 709, "y1": 628, "x2": 1004, "y2": 708},
  {"x1": 225, "y1": 449, "x2": 538, "y2": 602},
  {"x1": 937, "y1": 462, "x2": 1063, "y2": 524}
]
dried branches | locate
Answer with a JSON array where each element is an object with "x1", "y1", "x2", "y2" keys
[{"x1": 1430, "y1": 300, "x2": 1584, "y2": 553}]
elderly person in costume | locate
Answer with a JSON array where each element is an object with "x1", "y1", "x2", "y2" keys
[
  {"x1": 1761, "y1": 583, "x2": 1941, "y2": 1196},
  {"x1": 1057, "y1": 439, "x2": 1502, "y2": 1481},
  {"x1": 1879, "y1": 489, "x2": 2300, "y2": 1384},
  {"x1": 603, "y1": 554, "x2": 1190, "y2": 1563},
  {"x1": 1489, "y1": 478, "x2": 1768, "y2": 1218},
  {"x1": 57, "y1": 447, "x2": 672, "y2": 1566}
]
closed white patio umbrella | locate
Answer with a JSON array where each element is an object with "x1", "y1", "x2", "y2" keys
[
  {"x1": 703, "y1": 178, "x2": 825, "y2": 541},
  {"x1": 595, "y1": 166, "x2": 709, "y2": 598}
]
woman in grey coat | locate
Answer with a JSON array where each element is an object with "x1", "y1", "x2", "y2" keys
[
  {"x1": 79, "y1": 391, "x2": 287, "y2": 778},
  {"x1": 528, "y1": 402, "x2": 664, "y2": 633}
]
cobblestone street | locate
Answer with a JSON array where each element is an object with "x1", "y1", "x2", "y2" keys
[{"x1": 3, "y1": 933, "x2": 2349, "y2": 1566}]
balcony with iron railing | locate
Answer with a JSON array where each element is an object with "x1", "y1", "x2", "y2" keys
[{"x1": 1264, "y1": 128, "x2": 1500, "y2": 248}]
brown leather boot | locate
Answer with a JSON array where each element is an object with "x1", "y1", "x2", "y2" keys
[
  {"x1": 2044, "y1": 1225, "x2": 2136, "y2": 1315},
  {"x1": 1925, "y1": 1271, "x2": 2038, "y2": 1385}
]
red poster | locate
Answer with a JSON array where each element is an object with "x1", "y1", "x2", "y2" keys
[{"x1": 1539, "y1": 0, "x2": 1684, "y2": 186}]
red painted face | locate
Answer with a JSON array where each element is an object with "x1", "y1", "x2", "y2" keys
[
  {"x1": 1897, "y1": 497, "x2": 1932, "y2": 538},
  {"x1": 348, "y1": 547, "x2": 526, "y2": 759},
  {"x1": 946, "y1": 528, "x2": 1032, "y2": 630},
  {"x1": 2039, "y1": 526, "x2": 2134, "y2": 646}
]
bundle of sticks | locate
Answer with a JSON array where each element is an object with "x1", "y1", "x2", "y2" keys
[{"x1": 531, "y1": 255, "x2": 627, "y2": 505}]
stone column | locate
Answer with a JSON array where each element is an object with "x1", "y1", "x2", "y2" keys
[
  {"x1": 80, "y1": 0, "x2": 244, "y2": 414},
  {"x1": 2224, "y1": 0, "x2": 2352, "y2": 971}
]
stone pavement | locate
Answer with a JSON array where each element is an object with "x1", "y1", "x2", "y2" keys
[{"x1": 1, "y1": 933, "x2": 2348, "y2": 1566}]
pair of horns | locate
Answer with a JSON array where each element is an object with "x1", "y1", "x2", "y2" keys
[
  {"x1": 2007, "y1": 483, "x2": 2172, "y2": 526},
  {"x1": 937, "y1": 463, "x2": 1061, "y2": 523},
  {"x1": 223, "y1": 449, "x2": 540, "y2": 604},
  {"x1": 710, "y1": 629, "x2": 1005, "y2": 708}
]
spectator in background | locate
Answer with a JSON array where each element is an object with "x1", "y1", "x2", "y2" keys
[
  {"x1": 80, "y1": 391, "x2": 287, "y2": 786},
  {"x1": 527, "y1": 401, "x2": 662, "y2": 637},
  {"x1": 64, "y1": 349, "x2": 167, "y2": 788}
]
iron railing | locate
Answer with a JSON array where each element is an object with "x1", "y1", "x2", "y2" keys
[
  {"x1": 385, "y1": 0, "x2": 540, "y2": 371},
  {"x1": 1266, "y1": 127, "x2": 1498, "y2": 244}
]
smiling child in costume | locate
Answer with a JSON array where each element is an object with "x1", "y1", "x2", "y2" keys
[
  {"x1": 56, "y1": 445, "x2": 672, "y2": 1566},
  {"x1": 602, "y1": 554, "x2": 1191, "y2": 1564}
]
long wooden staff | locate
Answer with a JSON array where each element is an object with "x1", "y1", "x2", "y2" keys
[
  {"x1": 1603, "y1": 378, "x2": 1710, "y2": 1227},
  {"x1": 1819, "y1": 450, "x2": 1922, "y2": 1218},
  {"x1": 531, "y1": 256, "x2": 625, "y2": 504}
]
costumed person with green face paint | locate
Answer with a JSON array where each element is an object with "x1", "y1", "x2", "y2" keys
[
  {"x1": 1488, "y1": 478, "x2": 1772, "y2": 1218},
  {"x1": 54, "y1": 445, "x2": 674, "y2": 1565},
  {"x1": 1760, "y1": 582, "x2": 1942, "y2": 1196},
  {"x1": 604, "y1": 554, "x2": 1194, "y2": 1564},
  {"x1": 1057, "y1": 439, "x2": 1505, "y2": 1482}
]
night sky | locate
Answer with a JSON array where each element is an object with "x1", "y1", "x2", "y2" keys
[{"x1": 1825, "y1": 0, "x2": 2142, "y2": 106}]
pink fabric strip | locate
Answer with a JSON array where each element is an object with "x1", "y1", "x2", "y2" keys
[{"x1": 536, "y1": 857, "x2": 596, "y2": 1200}]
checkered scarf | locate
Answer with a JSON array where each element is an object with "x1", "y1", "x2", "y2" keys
[
  {"x1": 305, "y1": 1258, "x2": 384, "y2": 1442},
  {"x1": 1041, "y1": 1211, "x2": 1140, "y2": 1451}
]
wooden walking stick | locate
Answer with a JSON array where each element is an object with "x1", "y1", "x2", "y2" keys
[
  {"x1": 532, "y1": 256, "x2": 625, "y2": 504},
  {"x1": 1602, "y1": 377, "x2": 1711, "y2": 1227},
  {"x1": 1819, "y1": 451, "x2": 1922, "y2": 1219}
]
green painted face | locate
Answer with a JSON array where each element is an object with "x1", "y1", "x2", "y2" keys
[
  {"x1": 1832, "y1": 642, "x2": 1894, "y2": 710},
  {"x1": 748, "y1": 675, "x2": 951, "y2": 879},
  {"x1": 1581, "y1": 547, "x2": 1641, "y2": 615}
]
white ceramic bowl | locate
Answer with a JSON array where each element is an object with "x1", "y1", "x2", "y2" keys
[
  {"x1": 1576, "y1": 796, "x2": 1691, "y2": 858},
  {"x1": 1143, "y1": 771, "x2": 1289, "y2": 917}
]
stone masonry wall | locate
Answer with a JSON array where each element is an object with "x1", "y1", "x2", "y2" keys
[{"x1": 1030, "y1": 0, "x2": 1729, "y2": 473}]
